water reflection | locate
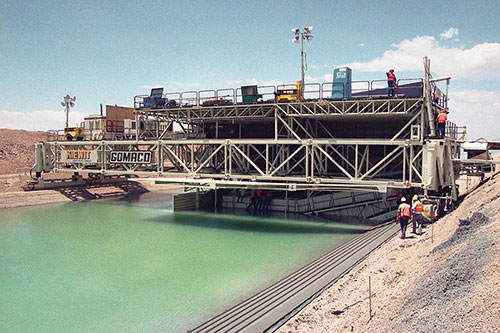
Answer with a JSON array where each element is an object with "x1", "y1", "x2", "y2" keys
[{"x1": 147, "y1": 211, "x2": 369, "y2": 235}]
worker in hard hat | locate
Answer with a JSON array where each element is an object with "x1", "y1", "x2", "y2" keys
[
  {"x1": 437, "y1": 111, "x2": 448, "y2": 137},
  {"x1": 411, "y1": 195, "x2": 424, "y2": 235},
  {"x1": 397, "y1": 197, "x2": 411, "y2": 239}
]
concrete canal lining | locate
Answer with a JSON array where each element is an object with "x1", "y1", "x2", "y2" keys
[{"x1": 190, "y1": 221, "x2": 399, "y2": 332}]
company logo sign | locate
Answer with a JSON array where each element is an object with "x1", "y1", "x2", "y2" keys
[
  {"x1": 61, "y1": 149, "x2": 98, "y2": 163},
  {"x1": 109, "y1": 151, "x2": 152, "y2": 164}
]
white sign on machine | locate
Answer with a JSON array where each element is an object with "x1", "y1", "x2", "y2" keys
[
  {"x1": 61, "y1": 149, "x2": 98, "y2": 163},
  {"x1": 109, "y1": 151, "x2": 152, "y2": 164}
]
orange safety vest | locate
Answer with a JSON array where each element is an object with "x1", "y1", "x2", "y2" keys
[
  {"x1": 437, "y1": 113, "x2": 447, "y2": 123},
  {"x1": 413, "y1": 201, "x2": 423, "y2": 214},
  {"x1": 398, "y1": 203, "x2": 411, "y2": 218}
]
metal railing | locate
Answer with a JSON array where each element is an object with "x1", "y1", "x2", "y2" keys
[
  {"x1": 445, "y1": 121, "x2": 460, "y2": 140},
  {"x1": 133, "y1": 78, "x2": 431, "y2": 109}
]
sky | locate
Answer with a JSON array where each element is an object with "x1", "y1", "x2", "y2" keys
[{"x1": 1, "y1": 0, "x2": 499, "y2": 140}]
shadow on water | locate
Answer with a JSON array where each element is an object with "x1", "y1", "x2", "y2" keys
[
  {"x1": 88, "y1": 191, "x2": 375, "y2": 235},
  {"x1": 146, "y1": 211, "x2": 370, "y2": 235},
  {"x1": 55, "y1": 182, "x2": 150, "y2": 202},
  {"x1": 91, "y1": 190, "x2": 174, "y2": 210}
]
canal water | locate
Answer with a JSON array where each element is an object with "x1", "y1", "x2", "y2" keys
[{"x1": 0, "y1": 192, "x2": 372, "y2": 332}]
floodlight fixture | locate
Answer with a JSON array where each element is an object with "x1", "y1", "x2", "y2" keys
[
  {"x1": 291, "y1": 26, "x2": 314, "y2": 91},
  {"x1": 61, "y1": 94, "x2": 76, "y2": 128}
]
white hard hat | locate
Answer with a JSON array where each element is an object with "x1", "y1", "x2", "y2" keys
[{"x1": 401, "y1": 197, "x2": 406, "y2": 202}]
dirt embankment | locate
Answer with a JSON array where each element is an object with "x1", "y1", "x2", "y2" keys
[
  {"x1": 0, "y1": 129, "x2": 169, "y2": 208},
  {"x1": 279, "y1": 174, "x2": 500, "y2": 332},
  {"x1": 0, "y1": 128, "x2": 47, "y2": 175},
  {"x1": 0, "y1": 128, "x2": 49, "y2": 194}
]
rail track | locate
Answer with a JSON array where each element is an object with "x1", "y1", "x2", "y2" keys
[{"x1": 190, "y1": 221, "x2": 399, "y2": 332}]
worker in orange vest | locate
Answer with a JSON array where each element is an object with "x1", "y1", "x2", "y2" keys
[
  {"x1": 397, "y1": 197, "x2": 411, "y2": 239},
  {"x1": 386, "y1": 69, "x2": 397, "y2": 97},
  {"x1": 437, "y1": 111, "x2": 448, "y2": 137},
  {"x1": 411, "y1": 195, "x2": 424, "y2": 235}
]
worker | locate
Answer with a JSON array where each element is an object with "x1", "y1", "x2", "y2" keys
[
  {"x1": 247, "y1": 189, "x2": 257, "y2": 212},
  {"x1": 397, "y1": 197, "x2": 411, "y2": 239},
  {"x1": 256, "y1": 189, "x2": 263, "y2": 212},
  {"x1": 386, "y1": 69, "x2": 397, "y2": 97},
  {"x1": 262, "y1": 191, "x2": 272, "y2": 213},
  {"x1": 411, "y1": 195, "x2": 424, "y2": 235},
  {"x1": 236, "y1": 189, "x2": 244, "y2": 203},
  {"x1": 437, "y1": 111, "x2": 448, "y2": 137}
]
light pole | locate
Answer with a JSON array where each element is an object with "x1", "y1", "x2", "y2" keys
[
  {"x1": 292, "y1": 26, "x2": 313, "y2": 92},
  {"x1": 61, "y1": 94, "x2": 76, "y2": 128}
]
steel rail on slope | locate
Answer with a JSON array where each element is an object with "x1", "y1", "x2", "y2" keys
[
  {"x1": 190, "y1": 222, "x2": 397, "y2": 333},
  {"x1": 189, "y1": 221, "x2": 399, "y2": 332}
]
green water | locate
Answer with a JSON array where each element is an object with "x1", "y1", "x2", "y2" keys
[{"x1": 0, "y1": 193, "x2": 371, "y2": 332}]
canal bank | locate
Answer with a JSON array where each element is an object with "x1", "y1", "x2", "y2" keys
[
  {"x1": 278, "y1": 172, "x2": 500, "y2": 332},
  {"x1": 0, "y1": 172, "x2": 181, "y2": 209}
]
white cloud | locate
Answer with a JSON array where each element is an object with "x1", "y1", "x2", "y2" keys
[
  {"x1": 359, "y1": 43, "x2": 365, "y2": 47},
  {"x1": 0, "y1": 109, "x2": 86, "y2": 131},
  {"x1": 305, "y1": 75, "x2": 320, "y2": 81},
  {"x1": 440, "y1": 27, "x2": 459, "y2": 39},
  {"x1": 260, "y1": 79, "x2": 284, "y2": 86},
  {"x1": 450, "y1": 90, "x2": 500, "y2": 105},
  {"x1": 342, "y1": 35, "x2": 500, "y2": 80},
  {"x1": 304, "y1": 74, "x2": 335, "y2": 83},
  {"x1": 448, "y1": 90, "x2": 500, "y2": 140},
  {"x1": 233, "y1": 78, "x2": 284, "y2": 86},
  {"x1": 322, "y1": 73, "x2": 333, "y2": 82},
  {"x1": 245, "y1": 78, "x2": 259, "y2": 85},
  {"x1": 225, "y1": 79, "x2": 243, "y2": 86}
]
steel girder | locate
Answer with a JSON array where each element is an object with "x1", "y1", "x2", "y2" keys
[
  {"x1": 135, "y1": 98, "x2": 423, "y2": 127},
  {"x1": 45, "y1": 138, "x2": 425, "y2": 192}
]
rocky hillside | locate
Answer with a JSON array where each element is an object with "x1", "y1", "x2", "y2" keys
[{"x1": 0, "y1": 129, "x2": 48, "y2": 175}]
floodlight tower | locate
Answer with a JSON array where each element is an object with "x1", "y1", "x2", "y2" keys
[
  {"x1": 292, "y1": 26, "x2": 313, "y2": 90},
  {"x1": 61, "y1": 94, "x2": 76, "y2": 128}
]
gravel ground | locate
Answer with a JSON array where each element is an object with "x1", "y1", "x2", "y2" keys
[
  {"x1": 0, "y1": 172, "x2": 180, "y2": 209},
  {"x1": 278, "y1": 173, "x2": 500, "y2": 332}
]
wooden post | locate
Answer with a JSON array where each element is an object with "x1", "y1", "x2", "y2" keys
[
  {"x1": 432, "y1": 221, "x2": 434, "y2": 243},
  {"x1": 369, "y1": 276, "x2": 372, "y2": 319}
]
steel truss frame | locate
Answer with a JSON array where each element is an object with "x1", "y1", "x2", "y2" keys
[
  {"x1": 135, "y1": 98, "x2": 424, "y2": 133},
  {"x1": 47, "y1": 137, "x2": 426, "y2": 193}
]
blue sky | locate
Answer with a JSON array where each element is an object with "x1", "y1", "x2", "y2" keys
[{"x1": 1, "y1": 0, "x2": 499, "y2": 139}]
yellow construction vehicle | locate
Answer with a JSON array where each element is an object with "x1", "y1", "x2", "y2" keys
[
  {"x1": 275, "y1": 81, "x2": 303, "y2": 102},
  {"x1": 64, "y1": 126, "x2": 84, "y2": 141}
]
